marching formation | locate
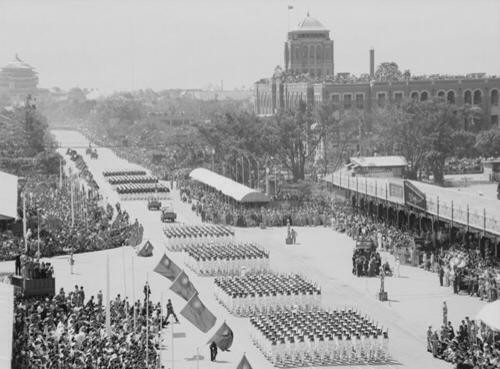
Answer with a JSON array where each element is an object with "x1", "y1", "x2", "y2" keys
[
  {"x1": 214, "y1": 273, "x2": 321, "y2": 317},
  {"x1": 103, "y1": 169, "x2": 170, "y2": 200},
  {"x1": 250, "y1": 309, "x2": 390, "y2": 367},
  {"x1": 184, "y1": 242, "x2": 270, "y2": 276},
  {"x1": 163, "y1": 224, "x2": 234, "y2": 251}
]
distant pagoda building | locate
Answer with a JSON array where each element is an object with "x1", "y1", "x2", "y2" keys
[{"x1": 0, "y1": 54, "x2": 39, "y2": 100}]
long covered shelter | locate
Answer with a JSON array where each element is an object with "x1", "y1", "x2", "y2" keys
[
  {"x1": 0, "y1": 170, "x2": 18, "y2": 220},
  {"x1": 189, "y1": 168, "x2": 270, "y2": 203}
]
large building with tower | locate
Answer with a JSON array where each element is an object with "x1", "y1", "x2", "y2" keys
[{"x1": 255, "y1": 15, "x2": 500, "y2": 128}]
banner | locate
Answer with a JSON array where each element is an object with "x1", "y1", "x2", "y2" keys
[
  {"x1": 389, "y1": 182, "x2": 404, "y2": 199},
  {"x1": 404, "y1": 180, "x2": 426, "y2": 211},
  {"x1": 180, "y1": 294, "x2": 216, "y2": 333},
  {"x1": 236, "y1": 354, "x2": 253, "y2": 369},
  {"x1": 207, "y1": 322, "x2": 234, "y2": 351},
  {"x1": 154, "y1": 254, "x2": 182, "y2": 281},
  {"x1": 170, "y1": 270, "x2": 197, "y2": 301}
]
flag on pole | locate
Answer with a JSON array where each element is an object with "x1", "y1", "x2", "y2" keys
[
  {"x1": 170, "y1": 270, "x2": 197, "y2": 301},
  {"x1": 154, "y1": 254, "x2": 182, "y2": 281},
  {"x1": 180, "y1": 294, "x2": 216, "y2": 333},
  {"x1": 288, "y1": 5, "x2": 293, "y2": 9},
  {"x1": 236, "y1": 354, "x2": 253, "y2": 369},
  {"x1": 207, "y1": 322, "x2": 234, "y2": 351}
]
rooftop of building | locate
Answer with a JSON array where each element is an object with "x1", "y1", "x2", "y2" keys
[
  {"x1": 349, "y1": 156, "x2": 408, "y2": 168},
  {"x1": 1, "y1": 55, "x2": 36, "y2": 72},
  {"x1": 294, "y1": 13, "x2": 327, "y2": 32}
]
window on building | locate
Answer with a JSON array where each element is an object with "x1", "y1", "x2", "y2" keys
[
  {"x1": 464, "y1": 90, "x2": 472, "y2": 104},
  {"x1": 491, "y1": 89, "x2": 499, "y2": 106},
  {"x1": 394, "y1": 92, "x2": 403, "y2": 104},
  {"x1": 492, "y1": 115, "x2": 499, "y2": 128},
  {"x1": 343, "y1": 94, "x2": 352, "y2": 109},
  {"x1": 356, "y1": 94, "x2": 364, "y2": 109},
  {"x1": 437, "y1": 91, "x2": 445, "y2": 99},
  {"x1": 447, "y1": 90, "x2": 456, "y2": 104},
  {"x1": 420, "y1": 91, "x2": 429, "y2": 101},
  {"x1": 411, "y1": 91, "x2": 419, "y2": 100},
  {"x1": 330, "y1": 94, "x2": 340, "y2": 104},
  {"x1": 377, "y1": 93, "x2": 386, "y2": 107},
  {"x1": 473, "y1": 90, "x2": 482, "y2": 105}
]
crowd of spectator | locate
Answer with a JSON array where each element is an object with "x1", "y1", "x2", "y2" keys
[
  {"x1": 426, "y1": 317, "x2": 499, "y2": 368},
  {"x1": 438, "y1": 248, "x2": 499, "y2": 302},
  {"x1": 12, "y1": 286, "x2": 160, "y2": 369},
  {"x1": 181, "y1": 181, "x2": 332, "y2": 227},
  {"x1": 15, "y1": 254, "x2": 54, "y2": 279},
  {"x1": 0, "y1": 176, "x2": 142, "y2": 261},
  {"x1": 444, "y1": 158, "x2": 483, "y2": 175}
]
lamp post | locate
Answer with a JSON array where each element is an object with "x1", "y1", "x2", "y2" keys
[
  {"x1": 265, "y1": 167, "x2": 270, "y2": 195},
  {"x1": 211, "y1": 148, "x2": 215, "y2": 172}
]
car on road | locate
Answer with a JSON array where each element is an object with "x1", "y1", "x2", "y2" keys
[
  {"x1": 161, "y1": 206, "x2": 177, "y2": 222},
  {"x1": 147, "y1": 198, "x2": 162, "y2": 211}
]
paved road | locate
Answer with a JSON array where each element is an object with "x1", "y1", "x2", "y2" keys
[{"x1": 1, "y1": 129, "x2": 487, "y2": 369}]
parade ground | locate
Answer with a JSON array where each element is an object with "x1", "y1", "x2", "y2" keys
[{"x1": 1, "y1": 130, "x2": 489, "y2": 369}]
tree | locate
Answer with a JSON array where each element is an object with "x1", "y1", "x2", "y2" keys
[
  {"x1": 374, "y1": 62, "x2": 403, "y2": 82},
  {"x1": 268, "y1": 102, "x2": 326, "y2": 181},
  {"x1": 373, "y1": 98, "x2": 461, "y2": 183}
]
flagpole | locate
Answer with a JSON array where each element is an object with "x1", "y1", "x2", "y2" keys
[
  {"x1": 59, "y1": 156, "x2": 62, "y2": 190},
  {"x1": 105, "y1": 254, "x2": 111, "y2": 336},
  {"x1": 70, "y1": 181, "x2": 75, "y2": 228},
  {"x1": 37, "y1": 201, "x2": 40, "y2": 261},
  {"x1": 146, "y1": 273, "x2": 149, "y2": 368},
  {"x1": 23, "y1": 193, "x2": 27, "y2": 253},
  {"x1": 171, "y1": 313, "x2": 175, "y2": 369},
  {"x1": 122, "y1": 243, "x2": 127, "y2": 299},
  {"x1": 131, "y1": 256, "x2": 136, "y2": 331},
  {"x1": 196, "y1": 347, "x2": 199, "y2": 369}
]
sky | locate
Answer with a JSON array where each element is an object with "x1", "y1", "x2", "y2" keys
[{"x1": 0, "y1": 0, "x2": 499, "y2": 93}]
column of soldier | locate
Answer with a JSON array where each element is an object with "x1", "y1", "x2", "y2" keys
[
  {"x1": 163, "y1": 225, "x2": 390, "y2": 367},
  {"x1": 163, "y1": 224, "x2": 269, "y2": 274},
  {"x1": 103, "y1": 169, "x2": 170, "y2": 200}
]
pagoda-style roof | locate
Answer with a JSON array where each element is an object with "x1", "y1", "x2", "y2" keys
[{"x1": 2, "y1": 54, "x2": 36, "y2": 71}]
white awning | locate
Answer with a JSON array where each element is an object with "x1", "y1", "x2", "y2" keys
[
  {"x1": 0, "y1": 170, "x2": 18, "y2": 220},
  {"x1": 189, "y1": 168, "x2": 270, "y2": 203}
]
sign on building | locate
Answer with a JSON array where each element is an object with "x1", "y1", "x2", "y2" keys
[{"x1": 404, "y1": 181, "x2": 426, "y2": 211}]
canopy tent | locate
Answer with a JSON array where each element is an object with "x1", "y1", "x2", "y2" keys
[
  {"x1": 0, "y1": 170, "x2": 18, "y2": 220},
  {"x1": 189, "y1": 168, "x2": 270, "y2": 203},
  {"x1": 476, "y1": 300, "x2": 500, "y2": 332}
]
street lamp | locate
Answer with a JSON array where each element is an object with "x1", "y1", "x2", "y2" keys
[{"x1": 211, "y1": 148, "x2": 215, "y2": 172}]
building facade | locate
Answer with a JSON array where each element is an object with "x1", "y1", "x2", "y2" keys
[
  {"x1": 284, "y1": 13, "x2": 334, "y2": 78},
  {"x1": 255, "y1": 16, "x2": 500, "y2": 127}
]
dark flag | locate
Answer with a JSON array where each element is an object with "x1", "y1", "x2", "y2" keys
[
  {"x1": 170, "y1": 270, "x2": 197, "y2": 301},
  {"x1": 180, "y1": 294, "x2": 216, "y2": 333},
  {"x1": 136, "y1": 240, "x2": 154, "y2": 257},
  {"x1": 207, "y1": 322, "x2": 234, "y2": 351},
  {"x1": 154, "y1": 254, "x2": 182, "y2": 281},
  {"x1": 236, "y1": 354, "x2": 253, "y2": 369}
]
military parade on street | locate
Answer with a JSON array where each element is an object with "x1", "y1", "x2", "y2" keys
[{"x1": 1, "y1": 1, "x2": 500, "y2": 369}]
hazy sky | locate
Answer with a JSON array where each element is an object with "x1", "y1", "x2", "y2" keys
[{"x1": 1, "y1": 0, "x2": 499, "y2": 92}]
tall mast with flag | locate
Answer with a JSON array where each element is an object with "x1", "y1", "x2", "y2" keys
[{"x1": 287, "y1": 5, "x2": 294, "y2": 32}]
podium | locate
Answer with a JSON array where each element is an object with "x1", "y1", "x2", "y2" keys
[
  {"x1": 378, "y1": 291, "x2": 388, "y2": 301},
  {"x1": 11, "y1": 275, "x2": 55, "y2": 298}
]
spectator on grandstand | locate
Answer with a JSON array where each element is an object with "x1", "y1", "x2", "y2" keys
[
  {"x1": 426, "y1": 317, "x2": 499, "y2": 369},
  {"x1": 12, "y1": 287, "x2": 160, "y2": 369}
]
